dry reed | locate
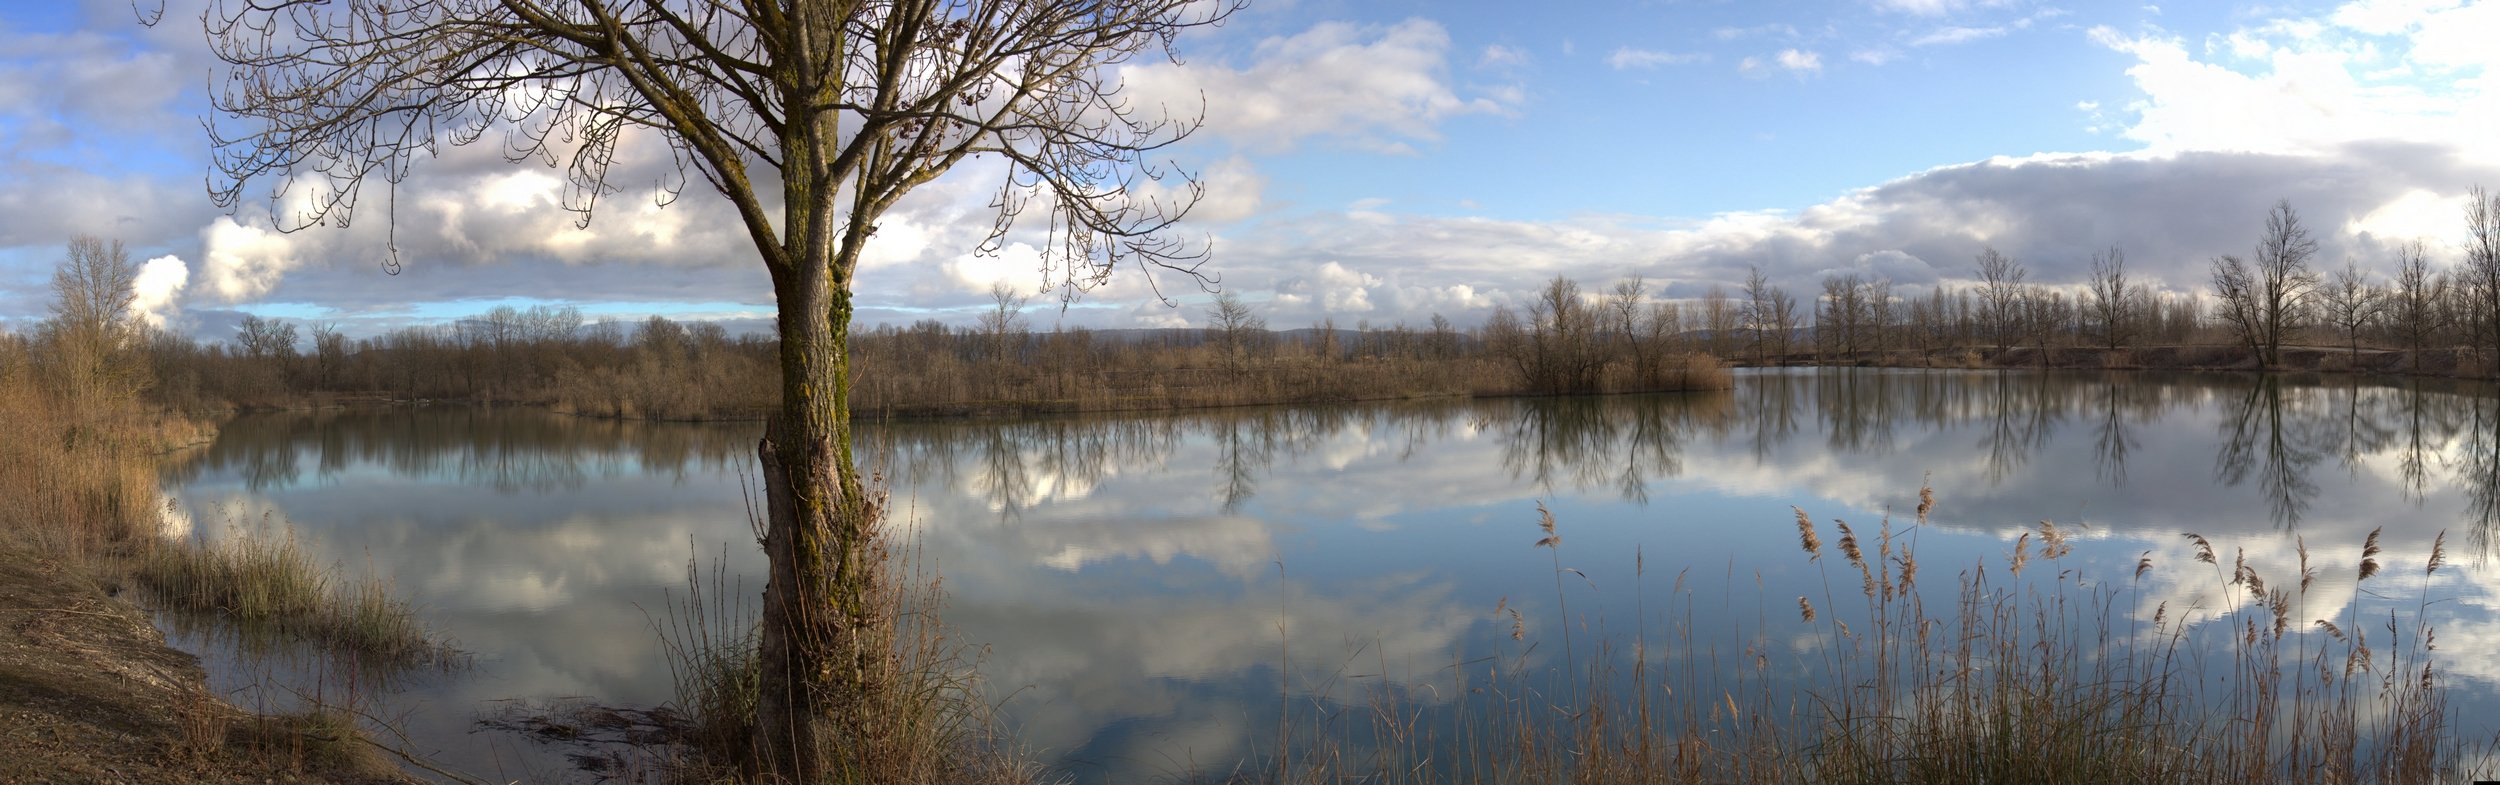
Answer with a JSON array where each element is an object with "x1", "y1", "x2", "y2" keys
[{"x1": 1220, "y1": 482, "x2": 2498, "y2": 785}]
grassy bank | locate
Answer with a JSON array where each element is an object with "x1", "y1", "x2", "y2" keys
[{"x1": 1, "y1": 339, "x2": 436, "y2": 780}]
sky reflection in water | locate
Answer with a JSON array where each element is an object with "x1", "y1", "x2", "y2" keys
[{"x1": 156, "y1": 369, "x2": 2500, "y2": 783}]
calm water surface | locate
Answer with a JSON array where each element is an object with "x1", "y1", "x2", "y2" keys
[{"x1": 156, "y1": 369, "x2": 2500, "y2": 782}]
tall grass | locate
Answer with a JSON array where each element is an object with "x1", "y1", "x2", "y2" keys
[
  {"x1": 1237, "y1": 482, "x2": 2497, "y2": 785},
  {"x1": 637, "y1": 487, "x2": 1043, "y2": 785},
  {"x1": 0, "y1": 342, "x2": 187, "y2": 554},
  {"x1": 135, "y1": 517, "x2": 452, "y2": 671},
  {"x1": 4, "y1": 333, "x2": 435, "y2": 779}
]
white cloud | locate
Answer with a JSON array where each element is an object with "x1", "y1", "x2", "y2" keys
[
  {"x1": 2089, "y1": 10, "x2": 2500, "y2": 161},
  {"x1": 1477, "y1": 44, "x2": 1531, "y2": 69},
  {"x1": 1872, "y1": 0, "x2": 1994, "y2": 15},
  {"x1": 2346, "y1": 188, "x2": 2472, "y2": 252},
  {"x1": 1607, "y1": 46, "x2": 1709, "y2": 70},
  {"x1": 1714, "y1": 24, "x2": 1801, "y2": 40},
  {"x1": 1744, "y1": 49, "x2": 1824, "y2": 77},
  {"x1": 1190, "y1": 156, "x2": 1268, "y2": 224},
  {"x1": 1913, "y1": 25, "x2": 2014, "y2": 46},
  {"x1": 1287, "y1": 261, "x2": 1381, "y2": 313},
  {"x1": 199, "y1": 216, "x2": 299, "y2": 303},
  {"x1": 1852, "y1": 48, "x2": 1904, "y2": 65},
  {"x1": 1120, "y1": 18, "x2": 1511, "y2": 154},
  {"x1": 2329, "y1": 0, "x2": 2463, "y2": 36},
  {"x1": 130, "y1": 254, "x2": 187, "y2": 327},
  {"x1": 945, "y1": 241, "x2": 1043, "y2": 294}
]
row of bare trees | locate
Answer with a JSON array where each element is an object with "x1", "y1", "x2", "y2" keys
[
  {"x1": 2208, "y1": 194, "x2": 2500, "y2": 371},
  {"x1": 1481, "y1": 275, "x2": 1729, "y2": 394},
  {"x1": 1783, "y1": 192, "x2": 2500, "y2": 373},
  {"x1": 134, "y1": 305, "x2": 779, "y2": 419},
  {"x1": 1803, "y1": 249, "x2": 2204, "y2": 363}
]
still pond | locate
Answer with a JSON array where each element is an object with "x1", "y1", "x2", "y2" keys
[{"x1": 155, "y1": 368, "x2": 2500, "y2": 781}]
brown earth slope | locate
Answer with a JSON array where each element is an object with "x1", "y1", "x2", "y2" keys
[{"x1": 0, "y1": 549, "x2": 408, "y2": 785}]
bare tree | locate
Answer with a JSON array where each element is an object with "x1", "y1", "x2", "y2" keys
[
  {"x1": 1608, "y1": 274, "x2": 1647, "y2": 374},
  {"x1": 980, "y1": 282, "x2": 1030, "y2": 363},
  {"x1": 1743, "y1": 266, "x2": 1774, "y2": 364},
  {"x1": 1817, "y1": 273, "x2": 1865, "y2": 359},
  {"x1": 234, "y1": 314, "x2": 300, "y2": 362},
  {"x1": 1764, "y1": 280, "x2": 1801, "y2": 361},
  {"x1": 1525, "y1": 275, "x2": 1604, "y2": 393},
  {"x1": 2210, "y1": 254, "x2": 2263, "y2": 362},
  {"x1": 1974, "y1": 246, "x2": 2027, "y2": 351},
  {"x1": 2466, "y1": 185, "x2": 2500, "y2": 364},
  {"x1": 1425, "y1": 312, "x2": 1457, "y2": 360},
  {"x1": 2085, "y1": 245, "x2": 2132, "y2": 350},
  {"x1": 201, "y1": 0, "x2": 1238, "y2": 777},
  {"x1": 2317, "y1": 260, "x2": 2382, "y2": 364},
  {"x1": 2389, "y1": 241, "x2": 2447, "y2": 369},
  {"x1": 1742, "y1": 265, "x2": 1796, "y2": 363},
  {"x1": 311, "y1": 322, "x2": 349, "y2": 389},
  {"x1": 40, "y1": 236, "x2": 146, "y2": 402},
  {"x1": 1701, "y1": 284, "x2": 1738, "y2": 358},
  {"x1": 2017, "y1": 285, "x2": 2071, "y2": 363},
  {"x1": 1202, "y1": 290, "x2": 1263, "y2": 370},
  {"x1": 2212, "y1": 200, "x2": 2321, "y2": 370}
]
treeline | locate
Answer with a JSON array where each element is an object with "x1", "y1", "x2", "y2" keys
[
  {"x1": 135, "y1": 305, "x2": 780, "y2": 418},
  {"x1": 1773, "y1": 192, "x2": 2500, "y2": 375},
  {"x1": 113, "y1": 275, "x2": 1728, "y2": 421},
  {"x1": 850, "y1": 282, "x2": 1729, "y2": 417}
]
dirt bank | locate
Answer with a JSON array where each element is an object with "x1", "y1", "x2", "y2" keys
[{"x1": 0, "y1": 549, "x2": 408, "y2": 785}]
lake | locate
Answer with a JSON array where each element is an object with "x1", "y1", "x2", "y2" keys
[{"x1": 155, "y1": 368, "x2": 2500, "y2": 782}]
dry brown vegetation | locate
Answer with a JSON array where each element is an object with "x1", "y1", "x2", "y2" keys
[
  {"x1": 130, "y1": 275, "x2": 1733, "y2": 422},
  {"x1": 0, "y1": 239, "x2": 436, "y2": 780}
]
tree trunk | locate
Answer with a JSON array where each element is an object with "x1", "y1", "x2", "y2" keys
[
  {"x1": 752, "y1": 7, "x2": 892, "y2": 776},
  {"x1": 753, "y1": 255, "x2": 891, "y2": 782}
]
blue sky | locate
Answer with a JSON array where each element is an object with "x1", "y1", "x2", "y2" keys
[{"x1": 1, "y1": 0, "x2": 2496, "y2": 339}]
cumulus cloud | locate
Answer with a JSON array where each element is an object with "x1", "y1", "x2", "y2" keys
[
  {"x1": 130, "y1": 254, "x2": 188, "y2": 327},
  {"x1": 1121, "y1": 18, "x2": 1512, "y2": 154},
  {"x1": 2088, "y1": 8, "x2": 2500, "y2": 160},
  {"x1": 1274, "y1": 261, "x2": 1382, "y2": 314},
  {"x1": 199, "y1": 216, "x2": 298, "y2": 303}
]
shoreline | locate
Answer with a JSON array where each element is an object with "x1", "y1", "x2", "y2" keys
[{"x1": 0, "y1": 549, "x2": 413, "y2": 784}]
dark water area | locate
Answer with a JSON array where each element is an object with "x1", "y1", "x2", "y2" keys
[{"x1": 154, "y1": 369, "x2": 2500, "y2": 782}]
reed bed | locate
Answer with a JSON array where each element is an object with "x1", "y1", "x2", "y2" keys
[
  {"x1": 0, "y1": 346, "x2": 177, "y2": 554},
  {"x1": 1234, "y1": 483, "x2": 2497, "y2": 785},
  {"x1": 135, "y1": 520, "x2": 451, "y2": 670}
]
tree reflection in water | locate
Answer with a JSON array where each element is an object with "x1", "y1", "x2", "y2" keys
[
  {"x1": 156, "y1": 370, "x2": 2500, "y2": 784},
  {"x1": 867, "y1": 370, "x2": 2500, "y2": 557},
  {"x1": 162, "y1": 406, "x2": 754, "y2": 494},
  {"x1": 167, "y1": 370, "x2": 2500, "y2": 568}
]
